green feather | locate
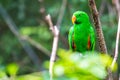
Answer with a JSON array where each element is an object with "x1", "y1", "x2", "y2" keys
[
  {"x1": 68, "y1": 26, "x2": 74, "y2": 50},
  {"x1": 68, "y1": 11, "x2": 95, "y2": 53}
]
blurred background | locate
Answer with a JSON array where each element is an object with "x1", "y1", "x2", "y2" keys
[{"x1": 0, "y1": 0, "x2": 120, "y2": 79}]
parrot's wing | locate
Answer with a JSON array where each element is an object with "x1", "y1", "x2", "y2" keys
[
  {"x1": 68, "y1": 26, "x2": 76, "y2": 51},
  {"x1": 90, "y1": 26, "x2": 95, "y2": 51}
]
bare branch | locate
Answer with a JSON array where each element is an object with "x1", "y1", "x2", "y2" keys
[
  {"x1": 111, "y1": 16, "x2": 120, "y2": 68},
  {"x1": 88, "y1": 0, "x2": 113, "y2": 80},
  {"x1": 45, "y1": 0, "x2": 67, "y2": 78},
  {"x1": 56, "y1": 0, "x2": 69, "y2": 49},
  {"x1": 39, "y1": 0, "x2": 46, "y2": 18},
  {"x1": 45, "y1": 14, "x2": 59, "y2": 80},
  {"x1": 99, "y1": 0, "x2": 106, "y2": 16},
  {"x1": 88, "y1": 0, "x2": 108, "y2": 54},
  {"x1": 45, "y1": 15, "x2": 55, "y2": 34},
  {"x1": 111, "y1": 0, "x2": 120, "y2": 69},
  {"x1": 56, "y1": 0, "x2": 67, "y2": 28},
  {"x1": 22, "y1": 36, "x2": 50, "y2": 57},
  {"x1": 112, "y1": 0, "x2": 120, "y2": 17}
]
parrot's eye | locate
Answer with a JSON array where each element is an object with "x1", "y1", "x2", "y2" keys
[
  {"x1": 75, "y1": 21, "x2": 81, "y2": 24},
  {"x1": 78, "y1": 14, "x2": 81, "y2": 16}
]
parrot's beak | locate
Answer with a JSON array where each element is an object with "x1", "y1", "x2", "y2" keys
[{"x1": 72, "y1": 15, "x2": 76, "y2": 24}]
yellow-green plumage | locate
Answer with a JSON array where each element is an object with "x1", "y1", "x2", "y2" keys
[{"x1": 68, "y1": 11, "x2": 95, "y2": 53}]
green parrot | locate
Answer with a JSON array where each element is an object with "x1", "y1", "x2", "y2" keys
[{"x1": 68, "y1": 11, "x2": 95, "y2": 53}]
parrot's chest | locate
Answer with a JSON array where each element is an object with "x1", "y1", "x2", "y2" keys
[
  {"x1": 74, "y1": 31, "x2": 88, "y2": 45},
  {"x1": 73, "y1": 25, "x2": 90, "y2": 52}
]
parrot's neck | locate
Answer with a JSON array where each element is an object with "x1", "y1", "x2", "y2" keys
[{"x1": 74, "y1": 23, "x2": 90, "y2": 34}]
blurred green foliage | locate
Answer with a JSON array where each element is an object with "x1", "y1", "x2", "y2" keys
[
  {"x1": 6, "y1": 63, "x2": 19, "y2": 76},
  {"x1": 0, "y1": 0, "x2": 119, "y2": 79},
  {"x1": 0, "y1": 49, "x2": 117, "y2": 80},
  {"x1": 44, "y1": 49, "x2": 117, "y2": 80},
  {"x1": 20, "y1": 26, "x2": 52, "y2": 50}
]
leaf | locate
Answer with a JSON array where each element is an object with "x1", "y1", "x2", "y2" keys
[
  {"x1": 6, "y1": 63, "x2": 19, "y2": 76},
  {"x1": 51, "y1": 49, "x2": 117, "y2": 80}
]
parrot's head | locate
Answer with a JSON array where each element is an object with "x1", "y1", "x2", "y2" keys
[{"x1": 72, "y1": 11, "x2": 89, "y2": 24}]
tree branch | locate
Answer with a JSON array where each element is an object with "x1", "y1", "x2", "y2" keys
[
  {"x1": 88, "y1": 0, "x2": 113, "y2": 80},
  {"x1": 39, "y1": 0, "x2": 46, "y2": 19},
  {"x1": 22, "y1": 36, "x2": 50, "y2": 56},
  {"x1": 112, "y1": 0, "x2": 120, "y2": 17},
  {"x1": 45, "y1": 15, "x2": 59, "y2": 80},
  {"x1": 99, "y1": 0, "x2": 106, "y2": 16},
  {"x1": 111, "y1": 0, "x2": 120, "y2": 69},
  {"x1": 56, "y1": 0, "x2": 67, "y2": 28},
  {"x1": 88, "y1": 0, "x2": 108, "y2": 54},
  {"x1": 56, "y1": 0, "x2": 69, "y2": 49}
]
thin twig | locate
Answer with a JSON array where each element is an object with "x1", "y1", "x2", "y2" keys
[
  {"x1": 107, "y1": 3, "x2": 115, "y2": 27},
  {"x1": 46, "y1": 15, "x2": 54, "y2": 33},
  {"x1": 45, "y1": 15, "x2": 59, "y2": 80},
  {"x1": 22, "y1": 36, "x2": 50, "y2": 56},
  {"x1": 111, "y1": 0, "x2": 120, "y2": 69},
  {"x1": 111, "y1": 15, "x2": 120, "y2": 68},
  {"x1": 39, "y1": 0, "x2": 46, "y2": 18},
  {"x1": 56, "y1": 0, "x2": 67, "y2": 28},
  {"x1": 112, "y1": 0, "x2": 120, "y2": 17},
  {"x1": 56, "y1": 0, "x2": 69, "y2": 49},
  {"x1": 99, "y1": 0, "x2": 106, "y2": 16}
]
